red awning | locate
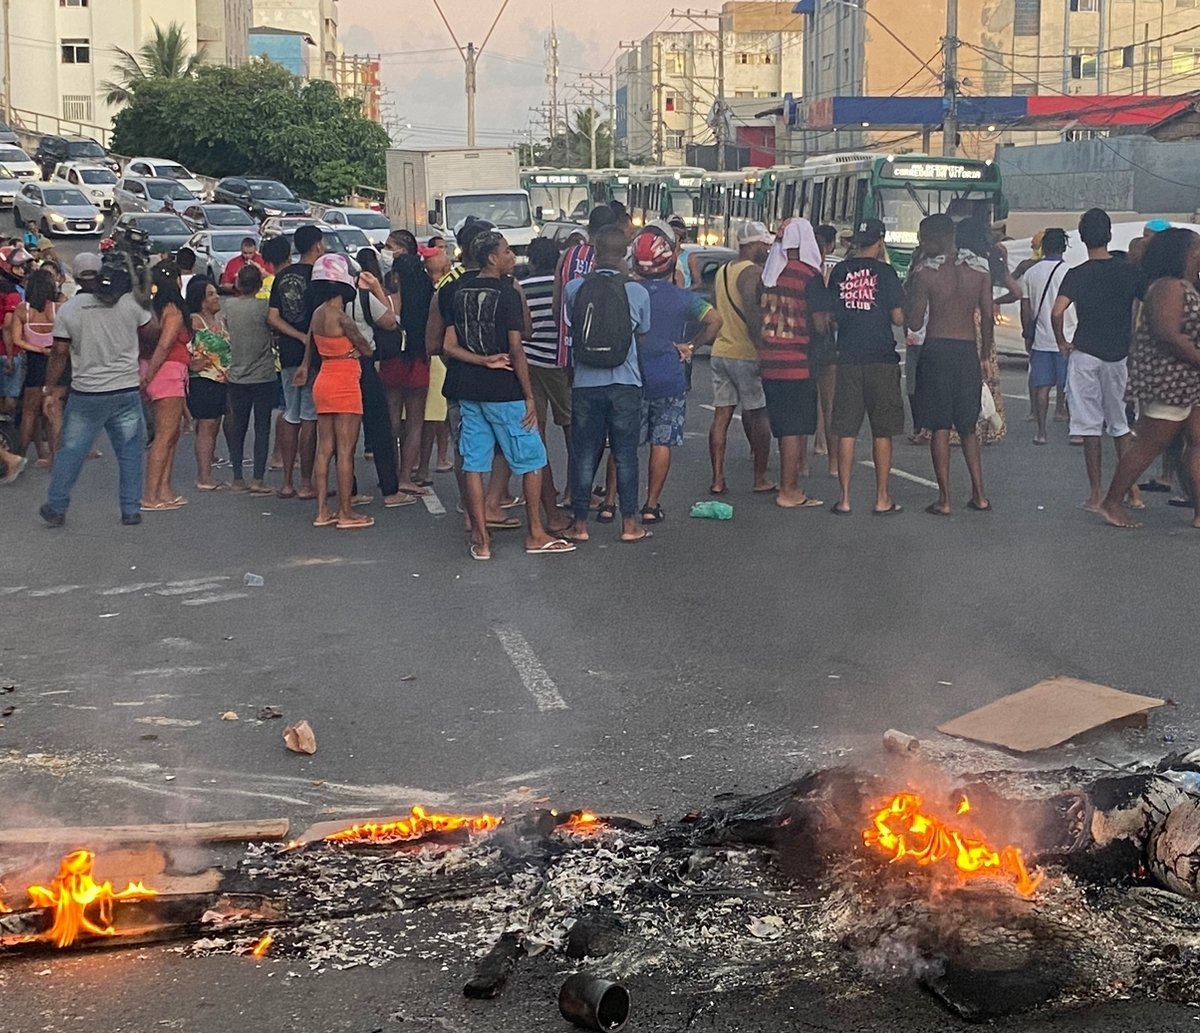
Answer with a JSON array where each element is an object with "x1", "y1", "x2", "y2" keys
[{"x1": 1026, "y1": 95, "x2": 1195, "y2": 127}]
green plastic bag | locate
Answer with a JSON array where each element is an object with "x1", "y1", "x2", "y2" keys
[{"x1": 689, "y1": 500, "x2": 734, "y2": 520}]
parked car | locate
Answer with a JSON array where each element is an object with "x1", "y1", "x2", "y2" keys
[
  {"x1": 538, "y1": 220, "x2": 586, "y2": 246},
  {"x1": 0, "y1": 144, "x2": 39, "y2": 180},
  {"x1": 0, "y1": 120, "x2": 19, "y2": 146},
  {"x1": 259, "y1": 214, "x2": 321, "y2": 239},
  {"x1": 212, "y1": 177, "x2": 307, "y2": 220},
  {"x1": 53, "y1": 162, "x2": 118, "y2": 210},
  {"x1": 34, "y1": 135, "x2": 118, "y2": 179},
  {"x1": 13, "y1": 181, "x2": 103, "y2": 236},
  {"x1": 679, "y1": 245, "x2": 738, "y2": 306},
  {"x1": 321, "y1": 207, "x2": 391, "y2": 247},
  {"x1": 0, "y1": 165, "x2": 20, "y2": 209},
  {"x1": 113, "y1": 176, "x2": 199, "y2": 215},
  {"x1": 269, "y1": 223, "x2": 359, "y2": 271},
  {"x1": 180, "y1": 203, "x2": 257, "y2": 231},
  {"x1": 186, "y1": 229, "x2": 261, "y2": 283},
  {"x1": 332, "y1": 225, "x2": 373, "y2": 255},
  {"x1": 109, "y1": 212, "x2": 194, "y2": 257},
  {"x1": 123, "y1": 157, "x2": 205, "y2": 197}
]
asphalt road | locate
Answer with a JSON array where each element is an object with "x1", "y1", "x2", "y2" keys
[{"x1": 2, "y1": 314, "x2": 1199, "y2": 1029}]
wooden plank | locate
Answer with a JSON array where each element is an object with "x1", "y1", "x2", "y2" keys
[{"x1": 0, "y1": 818, "x2": 289, "y2": 848}]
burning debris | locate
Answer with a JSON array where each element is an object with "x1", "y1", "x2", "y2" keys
[
  {"x1": 25, "y1": 849, "x2": 158, "y2": 948},
  {"x1": 322, "y1": 806, "x2": 503, "y2": 846}
]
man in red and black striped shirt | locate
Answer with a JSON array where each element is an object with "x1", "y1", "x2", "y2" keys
[{"x1": 757, "y1": 219, "x2": 832, "y2": 509}]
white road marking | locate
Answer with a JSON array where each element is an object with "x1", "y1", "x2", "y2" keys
[
  {"x1": 492, "y1": 623, "x2": 568, "y2": 712},
  {"x1": 98, "y1": 582, "x2": 163, "y2": 595},
  {"x1": 166, "y1": 576, "x2": 232, "y2": 588},
  {"x1": 155, "y1": 584, "x2": 226, "y2": 596},
  {"x1": 0, "y1": 586, "x2": 28, "y2": 595},
  {"x1": 1002, "y1": 393, "x2": 1028, "y2": 401},
  {"x1": 181, "y1": 592, "x2": 250, "y2": 606},
  {"x1": 858, "y1": 460, "x2": 939, "y2": 489},
  {"x1": 699, "y1": 403, "x2": 742, "y2": 422},
  {"x1": 423, "y1": 490, "x2": 446, "y2": 515},
  {"x1": 127, "y1": 666, "x2": 222, "y2": 677},
  {"x1": 27, "y1": 585, "x2": 83, "y2": 597}
]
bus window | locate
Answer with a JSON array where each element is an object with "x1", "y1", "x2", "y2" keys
[
  {"x1": 809, "y1": 181, "x2": 823, "y2": 222},
  {"x1": 825, "y1": 179, "x2": 838, "y2": 224},
  {"x1": 852, "y1": 177, "x2": 868, "y2": 223},
  {"x1": 782, "y1": 182, "x2": 795, "y2": 222}
]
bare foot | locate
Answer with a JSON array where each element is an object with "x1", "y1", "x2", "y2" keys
[
  {"x1": 563, "y1": 521, "x2": 590, "y2": 542},
  {"x1": 1192, "y1": 516, "x2": 1200, "y2": 530},
  {"x1": 709, "y1": 480, "x2": 728, "y2": 495},
  {"x1": 396, "y1": 481, "x2": 430, "y2": 496},
  {"x1": 1098, "y1": 501, "x2": 1141, "y2": 528},
  {"x1": 1125, "y1": 488, "x2": 1145, "y2": 510},
  {"x1": 1081, "y1": 498, "x2": 1102, "y2": 513}
]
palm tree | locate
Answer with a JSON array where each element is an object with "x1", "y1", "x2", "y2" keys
[{"x1": 101, "y1": 21, "x2": 205, "y2": 106}]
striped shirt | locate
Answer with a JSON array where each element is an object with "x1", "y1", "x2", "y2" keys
[
  {"x1": 520, "y1": 273, "x2": 559, "y2": 368},
  {"x1": 758, "y1": 260, "x2": 831, "y2": 381},
  {"x1": 556, "y1": 242, "x2": 596, "y2": 365}
]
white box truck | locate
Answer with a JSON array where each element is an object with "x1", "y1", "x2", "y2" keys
[{"x1": 386, "y1": 147, "x2": 537, "y2": 253}]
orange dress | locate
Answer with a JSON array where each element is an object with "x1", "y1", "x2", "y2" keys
[{"x1": 312, "y1": 334, "x2": 362, "y2": 415}]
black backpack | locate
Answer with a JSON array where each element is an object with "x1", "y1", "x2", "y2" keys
[{"x1": 571, "y1": 271, "x2": 633, "y2": 369}]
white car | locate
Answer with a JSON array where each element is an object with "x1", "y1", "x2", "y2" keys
[
  {"x1": 0, "y1": 165, "x2": 20, "y2": 209},
  {"x1": 53, "y1": 162, "x2": 118, "y2": 210},
  {"x1": 124, "y1": 157, "x2": 205, "y2": 197},
  {"x1": 0, "y1": 144, "x2": 39, "y2": 180},
  {"x1": 321, "y1": 207, "x2": 391, "y2": 247}
]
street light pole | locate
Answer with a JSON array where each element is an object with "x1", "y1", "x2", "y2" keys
[
  {"x1": 431, "y1": 0, "x2": 511, "y2": 147},
  {"x1": 942, "y1": 0, "x2": 959, "y2": 156}
]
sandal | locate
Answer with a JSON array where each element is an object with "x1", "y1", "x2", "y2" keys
[
  {"x1": 596, "y1": 504, "x2": 616, "y2": 524},
  {"x1": 312, "y1": 515, "x2": 337, "y2": 528},
  {"x1": 336, "y1": 516, "x2": 375, "y2": 530},
  {"x1": 641, "y1": 504, "x2": 664, "y2": 525}
]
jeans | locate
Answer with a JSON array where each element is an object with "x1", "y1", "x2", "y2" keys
[
  {"x1": 359, "y1": 358, "x2": 399, "y2": 496},
  {"x1": 47, "y1": 388, "x2": 145, "y2": 516},
  {"x1": 571, "y1": 384, "x2": 642, "y2": 521},
  {"x1": 226, "y1": 380, "x2": 276, "y2": 481}
]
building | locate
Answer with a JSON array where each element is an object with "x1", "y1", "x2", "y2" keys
[
  {"x1": 331, "y1": 51, "x2": 382, "y2": 123},
  {"x1": 196, "y1": 0, "x2": 253, "y2": 69},
  {"x1": 249, "y1": 26, "x2": 316, "y2": 79},
  {"x1": 252, "y1": 0, "x2": 339, "y2": 82},
  {"x1": 616, "y1": 1, "x2": 803, "y2": 165},
  {"x1": 793, "y1": 0, "x2": 1200, "y2": 158}
]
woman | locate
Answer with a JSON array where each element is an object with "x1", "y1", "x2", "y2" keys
[
  {"x1": 306, "y1": 254, "x2": 387, "y2": 530},
  {"x1": 1100, "y1": 228, "x2": 1200, "y2": 530},
  {"x1": 222, "y1": 264, "x2": 276, "y2": 495},
  {"x1": 14, "y1": 267, "x2": 63, "y2": 465},
  {"x1": 141, "y1": 262, "x2": 191, "y2": 511},
  {"x1": 185, "y1": 277, "x2": 231, "y2": 490}
]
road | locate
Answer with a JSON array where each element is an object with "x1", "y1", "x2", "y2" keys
[{"x1": 2, "y1": 308, "x2": 1199, "y2": 1028}]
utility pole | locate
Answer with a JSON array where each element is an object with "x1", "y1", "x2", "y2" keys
[
  {"x1": 546, "y1": 4, "x2": 560, "y2": 143},
  {"x1": 608, "y1": 72, "x2": 616, "y2": 168},
  {"x1": 431, "y1": 0, "x2": 511, "y2": 147},
  {"x1": 670, "y1": 9, "x2": 728, "y2": 169},
  {"x1": 1, "y1": 0, "x2": 11, "y2": 125},
  {"x1": 942, "y1": 0, "x2": 959, "y2": 157},
  {"x1": 575, "y1": 73, "x2": 613, "y2": 170},
  {"x1": 617, "y1": 41, "x2": 640, "y2": 164}
]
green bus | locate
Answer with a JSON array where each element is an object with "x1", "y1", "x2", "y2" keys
[
  {"x1": 628, "y1": 166, "x2": 706, "y2": 238},
  {"x1": 521, "y1": 168, "x2": 593, "y2": 224}
]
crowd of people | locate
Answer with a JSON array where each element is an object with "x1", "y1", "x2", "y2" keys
[{"x1": 2, "y1": 198, "x2": 1198, "y2": 546}]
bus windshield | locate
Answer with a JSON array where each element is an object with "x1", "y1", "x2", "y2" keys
[
  {"x1": 445, "y1": 193, "x2": 531, "y2": 231},
  {"x1": 666, "y1": 188, "x2": 698, "y2": 217},
  {"x1": 875, "y1": 187, "x2": 995, "y2": 246}
]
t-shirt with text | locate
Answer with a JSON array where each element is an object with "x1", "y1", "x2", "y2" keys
[
  {"x1": 1057, "y1": 257, "x2": 1140, "y2": 363},
  {"x1": 828, "y1": 256, "x2": 905, "y2": 366},
  {"x1": 449, "y1": 274, "x2": 525, "y2": 403}
]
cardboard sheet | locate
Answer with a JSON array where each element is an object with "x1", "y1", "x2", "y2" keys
[{"x1": 937, "y1": 676, "x2": 1165, "y2": 753}]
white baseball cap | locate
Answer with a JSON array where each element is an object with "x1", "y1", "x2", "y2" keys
[{"x1": 737, "y1": 221, "x2": 774, "y2": 246}]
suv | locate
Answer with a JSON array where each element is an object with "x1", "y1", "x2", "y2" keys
[
  {"x1": 212, "y1": 177, "x2": 307, "y2": 221},
  {"x1": 34, "y1": 135, "x2": 118, "y2": 179}
]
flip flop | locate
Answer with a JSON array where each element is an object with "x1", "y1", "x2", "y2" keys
[
  {"x1": 195, "y1": 482, "x2": 229, "y2": 491},
  {"x1": 384, "y1": 495, "x2": 419, "y2": 508},
  {"x1": 776, "y1": 497, "x2": 824, "y2": 509},
  {"x1": 1169, "y1": 497, "x2": 1194, "y2": 508},
  {"x1": 486, "y1": 517, "x2": 522, "y2": 530},
  {"x1": 398, "y1": 486, "x2": 430, "y2": 497},
  {"x1": 708, "y1": 485, "x2": 728, "y2": 495},
  {"x1": 966, "y1": 499, "x2": 992, "y2": 512},
  {"x1": 2, "y1": 456, "x2": 28, "y2": 484},
  {"x1": 351, "y1": 494, "x2": 374, "y2": 507},
  {"x1": 924, "y1": 503, "x2": 950, "y2": 516},
  {"x1": 873, "y1": 503, "x2": 904, "y2": 516},
  {"x1": 276, "y1": 487, "x2": 298, "y2": 499},
  {"x1": 620, "y1": 529, "x2": 654, "y2": 544},
  {"x1": 1139, "y1": 480, "x2": 1172, "y2": 493},
  {"x1": 169, "y1": 496, "x2": 188, "y2": 506},
  {"x1": 470, "y1": 544, "x2": 491, "y2": 561},
  {"x1": 312, "y1": 515, "x2": 337, "y2": 528},
  {"x1": 435, "y1": 464, "x2": 454, "y2": 473},
  {"x1": 830, "y1": 505, "x2": 852, "y2": 516},
  {"x1": 752, "y1": 483, "x2": 779, "y2": 493},
  {"x1": 526, "y1": 539, "x2": 576, "y2": 555},
  {"x1": 412, "y1": 478, "x2": 434, "y2": 488},
  {"x1": 249, "y1": 485, "x2": 275, "y2": 496},
  {"x1": 336, "y1": 516, "x2": 375, "y2": 530},
  {"x1": 141, "y1": 501, "x2": 182, "y2": 512},
  {"x1": 499, "y1": 495, "x2": 523, "y2": 510}
]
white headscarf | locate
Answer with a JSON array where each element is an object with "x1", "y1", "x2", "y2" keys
[{"x1": 761, "y1": 217, "x2": 823, "y2": 288}]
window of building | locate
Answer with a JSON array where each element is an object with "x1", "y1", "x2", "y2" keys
[
  {"x1": 734, "y1": 90, "x2": 757, "y2": 98},
  {"x1": 1070, "y1": 50, "x2": 1097, "y2": 78},
  {"x1": 62, "y1": 94, "x2": 93, "y2": 121},
  {"x1": 1173, "y1": 45, "x2": 1200, "y2": 73},
  {"x1": 821, "y1": 54, "x2": 833, "y2": 71},
  {"x1": 665, "y1": 129, "x2": 685, "y2": 149},
  {"x1": 664, "y1": 92, "x2": 677, "y2": 112},
  {"x1": 59, "y1": 0, "x2": 89, "y2": 6},
  {"x1": 1178, "y1": 0, "x2": 1198, "y2": 9},
  {"x1": 1011, "y1": 81, "x2": 1038, "y2": 96},
  {"x1": 1069, "y1": 0, "x2": 1098, "y2": 10},
  {"x1": 1014, "y1": 0, "x2": 1041, "y2": 36},
  {"x1": 667, "y1": 53, "x2": 685, "y2": 75},
  {"x1": 60, "y1": 38, "x2": 90, "y2": 63}
]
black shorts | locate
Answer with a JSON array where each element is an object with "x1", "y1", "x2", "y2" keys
[
  {"x1": 24, "y1": 351, "x2": 47, "y2": 389},
  {"x1": 913, "y1": 338, "x2": 981, "y2": 437},
  {"x1": 831, "y1": 362, "x2": 906, "y2": 439},
  {"x1": 762, "y1": 377, "x2": 819, "y2": 439},
  {"x1": 187, "y1": 376, "x2": 228, "y2": 420}
]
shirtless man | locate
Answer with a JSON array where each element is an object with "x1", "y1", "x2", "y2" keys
[{"x1": 906, "y1": 213, "x2": 992, "y2": 515}]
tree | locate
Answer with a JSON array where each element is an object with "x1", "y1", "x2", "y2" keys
[
  {"x1": 535, "y1": 109, "x2": 622, "y2": 169},
  {"x1": 101, "y1": 20, "x2": 205, "y2": 107},
  {"x1": 111, "y1": 60, "x2": 389, "y2": 203}
]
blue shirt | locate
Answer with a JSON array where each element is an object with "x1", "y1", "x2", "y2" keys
[
  {"x1": 564, "y1": 270, "x2": 651, "y2": 389},
  {"x1": 639, "y1": 279, "x2": 711, "y2": 399}
]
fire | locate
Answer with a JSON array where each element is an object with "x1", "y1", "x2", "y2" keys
[
  {"x1": 559, "y1": 810, "x2": 601, "y2": 831},
  {"x1": 251, "y1": 932, "x2": 273, "y2": 958},
  {"x1": 863, "y1": 793, "x2": 1043, "y2": 897},
  {"x1": 25, "y1": 849, "x2": 158, "y2": 948},
  {"x1": 324, "y1": 805, "x2": 503, "y2": 845}
]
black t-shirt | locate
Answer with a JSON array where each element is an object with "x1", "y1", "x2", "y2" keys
[
  {"x1": 447, "y1": 274, "x2": 525, "y2": 403},
  {"x1": 828, "y1": 257, "x2": 905, "y2": 365},
  {"x1": 1058, "y1": 257, "x2": 1141, "y2": 362},
  {"x1": 437, "y1": 270, "x2": 477, "y2": 403},
  {"x1": 388, "y1": 254, "x2": 433, "y2": 359},
  {"x1": 268, "y1": 262, "x2": 313, "y2": 368}
]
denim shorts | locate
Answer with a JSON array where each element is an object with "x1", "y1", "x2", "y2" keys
[
  {"x1": 1028, "y1": 349, "x2": 1068, "y2": 390},
  {"x1": 0, "y1": 352, "x2": 24, "y2": 398},
  {"x1": 641, "y1": 394, "x2": 687, "y2": 447},
  {"x1": 459, "y1": 399, "x2": 547, "y2": 475},
  {"x1": 280, "y1": 366, "x2": 317, "y2": 424}
]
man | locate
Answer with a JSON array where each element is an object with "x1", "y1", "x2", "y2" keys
[
  {"x1": 553, "y1": 206, "x2": 616, "y2": 367},
  {"x1": 258, "y1": 234, "x2": 290, "y2": 297},
  {"x1": 440, "y1": 230, "x2": 573, "y2": 561},
  {"x1": 906, "y1": 213, "x2": 991, "y2": 515},
  {"x1": 269, "y1": 223, "x2": 324, "y2": 500},
  {"x1": 827, "y1": 218, "x2": 907, "y2": 515},
  {"x1": 39, "y1": 252, "x2": 151, "y2": 526},
  {"x1": 708, "y1": 220, "x2": 774, "y2": 495},
  {"x1": 631, "y1": 226, "x2": 721, "y2": 523},
  {"x1": 564, "y1": 224, "x2": 652, "y2": 543},
  {"x1": 175, "y1": 246, "x2": 197, "y2": 294},
  {"x1": 757, "y1": 219, "x2": 831, "y2": 509},
  {"x1": 1127, "y1": 217, "x2": 1169, "y2": 266},
  {"x1": 1051, "y1": 208, "x2": 1144, "y2": 514},
  {"x1": 0, "y1": 247, "x2": 26, "y2": 421},
  {"x1": 1020, "y1": 227, "x2": 1071, "y2": 446},
  {"x1": 220, "y1": 237, "x2": 269, "y2": 291}
]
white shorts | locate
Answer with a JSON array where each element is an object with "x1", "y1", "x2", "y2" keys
[
  {"x1": 710, "y1": 355, "x2": 766, "y2": 411},
  {"x1": 1067, "y1": 352, "x2": 1129, "y2": 438}
]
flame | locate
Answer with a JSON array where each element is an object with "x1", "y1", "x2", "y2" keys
[
  {"x1": 25, "y1": 849, "x2": 158, "y2": 948},
  {"x1": 863, "y1": 793, "x2": 1043, "y2": 897},
  {"x1": 560, "y1": 810, "x2": 601, "y2": 831},
  {"x1": 323, "y1": 805, "x2": 502, "y2": 845},
  {"x1": 251, "y1": 932, "x2": 273, "y2": 958}
]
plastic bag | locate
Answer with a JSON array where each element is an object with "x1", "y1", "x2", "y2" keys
[{"x1": 690, "y1": 500, "x2": 734, "y2": 520}]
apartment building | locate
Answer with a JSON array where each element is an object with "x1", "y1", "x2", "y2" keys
[
  {"x1": 196, "y1": 0, "x2": 254, "y2": 69},
  {"x1": 252, "y1": 0, "x2": 339, "y2": 82},
  {"x1": 616, "y1": 1, "x2": 803, "y2": 164}
]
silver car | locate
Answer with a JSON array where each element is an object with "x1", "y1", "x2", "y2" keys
[
  {"x1": 333, "y1": 225, "x2": 373, "y2": 255},
  {"x1": 113, "y1": 176, "x2": 199, "y2": 215},
  {"x1": 0, "y1": 165, "x2": 20, "y2": 209},
  {"x1": 321, "y1": 207, "x2": 391, "y2": 247},
  {"x1": 13, "y1": 182, "x2": 102, "y2": 236},
  {"x1": 0, "y1": 145, "x2": 38, "y2": 180},
  {"x1": 186, "y1": 230, "x2": 261, "y2": 283}
]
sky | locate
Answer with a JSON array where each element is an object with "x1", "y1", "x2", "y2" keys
[{"x1": 337, "y1": 0, "x2": 681, "y2": 148}]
